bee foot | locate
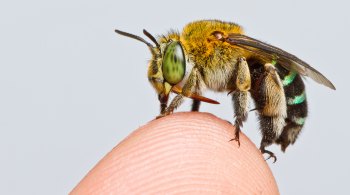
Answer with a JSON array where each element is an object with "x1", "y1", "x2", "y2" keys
[
  {"x1": 156, "y1": 114, "x2": 165, "y2": 119},
  {"x1": 156, "y1": 109, "x2": 173, "y2": 119},
  {"x1": 260, "y1": 148, "x2": 277, "y2": 163},
  {"x1": 229, "y1": 125, "x2": 241, "y2": 147}
]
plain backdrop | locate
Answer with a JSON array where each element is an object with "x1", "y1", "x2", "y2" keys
[{"x1": 0, "y1": 0, "x2": 349, "y2": 194}]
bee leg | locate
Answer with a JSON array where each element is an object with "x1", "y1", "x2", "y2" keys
[
  {"x1": 251, "y1": 63, "x2": 287, "y2": 162},
  {"x1": 230, "y1": 92, "x2": 249, "y2": 146},
  {"x1": 164, "y1": 68, "x2": 201, "y2": 115},
  {"x1": 230, "y1": 57, "x2": 251, "y2": 146},
  {"x1": 191, "y1": 99, "x2": 201, "y2": 111},
  {"x1": 191, "y1": 71, "x2": 203, "y2": 112},
  {"x1": 158, "y1": 94, "x2": 169, "y2": 115}
]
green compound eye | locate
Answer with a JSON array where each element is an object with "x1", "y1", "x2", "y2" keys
[{"x1": 162, "y1": 41, "x2": 186, "y2": 85}]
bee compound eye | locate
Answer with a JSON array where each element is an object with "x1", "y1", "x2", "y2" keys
[{"x1": 162, "y1": 41, "x2": 186, "y2": 85}]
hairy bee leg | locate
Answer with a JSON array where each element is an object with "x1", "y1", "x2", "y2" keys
[
  {"x1": 164, "y1": 68, "x2": 201, "y2": 115},
  {"x1": 191, "y1": 99, "x2": 201, "y2": 111},
  {"x1": 166, "y1": 94, "x2": 185, "y2": 114},
  {"x1": 230, "y1": 57, "x2": 251, "y2": 145},
  {"x1": 259, "y1": 115, "x2": 285, "y2": 163},
  {"x1": 160, "y1": 104, "x2": 166, "y2": 114},
  {"x1": 230, "y1": 91, "x2": 249, "y2": 145},
  {"x1": 251, "y1": 63, "x2": 287, "y2": 161},
  {"x1": 156, "y1": 94, "x2": 183, "y2": 119}
]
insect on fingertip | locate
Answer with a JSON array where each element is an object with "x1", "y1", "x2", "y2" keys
[{"x1": 116, "y1": 20, "x2": 335, "y2": 163}]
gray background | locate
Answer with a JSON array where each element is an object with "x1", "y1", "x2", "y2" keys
[{"x1": 0, "y1": 0, "x2": 349, "y2": 194}]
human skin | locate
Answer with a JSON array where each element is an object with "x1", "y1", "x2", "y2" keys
[{"x1": 71, "y1": 112, "x2": 279, "y2": 194}]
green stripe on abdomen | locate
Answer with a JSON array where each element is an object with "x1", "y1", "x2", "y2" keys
[
  {"x1": 292, "y1": 116, "x2": 306, "y2": 125},
  {"x1": 287, "y1": 91, "x2": 306, "y2": 105},
  {"x1": 282, "y1": 71, "x2": 297, "y2": 86}
]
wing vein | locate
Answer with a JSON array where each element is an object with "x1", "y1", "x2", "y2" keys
[{"x1": 224, "y1": 33, "x2": 335, "y2": 90}]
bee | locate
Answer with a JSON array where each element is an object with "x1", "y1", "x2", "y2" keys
[{"x1": 115, "y1": 20, "x2": 335, "y2": 162}]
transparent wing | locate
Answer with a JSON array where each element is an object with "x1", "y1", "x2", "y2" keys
[{"x1": 223, "y1": 33, "x2": 335, "y2": 90}]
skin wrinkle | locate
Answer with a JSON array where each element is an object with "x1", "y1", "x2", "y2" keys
[
  {"x1": 71, "y1": 112, "x2": 279, "y2": 195},
  {"x1": 161, "y1": 115, "x2": 258, "y2": 191},
  {"x1": 140, "y1": 173, "x2": 230, "y2": 194},
  {"x1": 133, "y1": 143, "x2": 228, "y2": 192}
]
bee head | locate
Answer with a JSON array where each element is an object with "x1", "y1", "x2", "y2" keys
[{"x1": 115, "y1": 29, "x2": 186, "y2": 105}]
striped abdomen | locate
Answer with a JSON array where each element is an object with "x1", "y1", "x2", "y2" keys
[{"x1": 275, "y1": 65, "x2": 308, "y2": 151}]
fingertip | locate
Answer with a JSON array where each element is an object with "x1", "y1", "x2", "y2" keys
[{"x1": 71, "y1": 112, "x2": 279, "y2": 195}]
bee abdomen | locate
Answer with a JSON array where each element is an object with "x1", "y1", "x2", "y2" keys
[{"x1": 276, "y1": 65, "x2": 308, "y2": 151}]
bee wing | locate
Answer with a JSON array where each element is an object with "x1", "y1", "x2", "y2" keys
[{"x1": 224, "y1": 33, "x2": 336, "y2": 90}]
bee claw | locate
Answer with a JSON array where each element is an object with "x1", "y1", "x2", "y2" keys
[
  {"x1": 229, "y1": 123, "x2": 241, "y2": 147},
  {"x1": 260, "y1": 148, "x2": 277, "y2": 163},
  {"x1": 229, "y1": 134, "x2": 241, "y2": 147}
]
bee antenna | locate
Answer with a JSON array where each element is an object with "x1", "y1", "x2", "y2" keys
[
  {"x1": 143, "y1": 29, "x2": 160, "y2": 48},
  {"x1": 115, "y1": 29, "x2": 154, "y2": 48}
]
